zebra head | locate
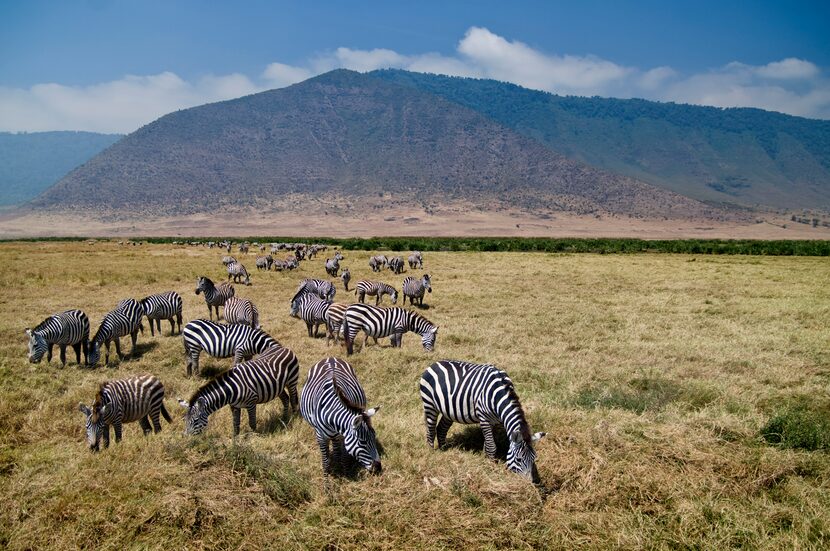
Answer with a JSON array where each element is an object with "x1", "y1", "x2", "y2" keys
[
  {"x1": 86, "y1": 339, "x2": 101, "y2": 366},
  {"x1": 289, "y1": 298, "x2": 301, "y2": 318},
  {"x1": 506, "y1": 430, "x2": 546, "y2": 483},
  {"x1": 323, "y1": 284, "x2": 336, "y2": 302},
  {"x1": 195, "y1": 276, "x2": 210, "y2": 295},
  {"x1": 334, "y1": 251, "x2": 344, "y2": 261},
  {"x1": 344, "y1": 406, "x2": 382, "y2": 474},
  {"x1": 26, "y1": 328, "x2": 47, "y2": 363},
  {"x1": 178, "y1": 398, "x2": 209, "y2": 435},
  {"x1": 390, "y1": 289, "x2": 399, "y2": 304},
  {"x1": 78, "y1": 402, "x2": 110, "y2": 452},
  {"x1": 422, "y1": 274, "x2": 432, "y2": 293},
  {"x1": 421, "y1": 326, "x2": 438, "y2": 351}
]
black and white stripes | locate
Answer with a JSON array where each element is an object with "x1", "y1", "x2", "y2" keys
[
  {"x1": 140, "y1": 291, "x2": 183, "y2": 336},
  {"x1": 181, "y1": 319, "x2": 281, "y2": 376},
  {"x1": 355, "y1": 280, "x2": 398, "y2": 306},
  {"x1": 87, "y1": 299, "x2": 145, "y2": 366},
  {"x1": 195, "y1": 276, "x2": 235, "y2": 320},
  {"x1": 26, "y1": 309, "x2": 90, "y2": 366},
  {"x1": 402, "y1": 274, "x2": 432, "y2": 306},
  {"x1": 292, "y1": 278, "x2": 336, "y2": 303},
  {"x1": 223, "y1": 296, "x2": 260, "y2": 329},
  {"x1": 290, "y1": 293, "x2": 331, "y2": 337},
  {"x1": 342, "y1": 303, "x2": 438, "y2": 355},
  {"x1": 226, "y1": 261, "x2": 251, "y2": 285}
]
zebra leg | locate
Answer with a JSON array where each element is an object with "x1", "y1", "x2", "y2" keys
[
  {"x1": 279, "y1": 391, "x2": 291, "y2": 422},
  {"x1": 47, "y1": 344, "x2": 53, "y2": 363},
  {"x1": 59, "y1": 345, "x2": 67, "y2": 367},
  {"x1": 114, "y1": 421, "x2": 123, "y2": 443},
  {"x1": 72, "y1": 343, "x2": 82, "y2": 365},
  {"x1": 114, "y1": 338, "x2": 123, "y2": 361},
  {"x1": 361, "y1": 332, "x2": 369, "y2": 352},
  {"x1": 479, "y1": 420, "x2": 498, "y2": 460},
  {"x1": 102, "y1": 425, "x2": 111, "y2": 448},
  {"x1": 231, "y1": 406, "x2": 242, "y2": 436},
  {"x1": 105, "y1": 340, "x2": 113, "y2": 365},
  {"x1": 176, "y1": 313, "x2": 182, "y2": 334},
  {"x1": 150, "y1": 409, "x2": 163, "y2": 433},
  {"x1": 436, "y1": 416, "x2": 453, "y2": 449},
  {"x1": 139, "y1": 417, "x2": 152, "y2": 435},
  {"x1": 424, "y1": 408, "x2": 439, "y2": 449},
  {"x1": 207, "y1": 304, "x2": 213, "y2": 320},
  {"x1": 148, "y1": 319, "x2": 155, "y2": 337},
  {"x1": 306, "y1": 321, "x2": 313, "y2": 338},
  {"x1": 316, "y1": 432, "x2": 333, "y2": 474},
  {"x1": 168, "y1": 318, "x2": 175, "y2": 336},
  {"x1": 130, "y1": 331, "x2": 138, "y2": 359},
  {"x1": 287, "y1": 383, "x2": 299, "y2": 413},
  {"x1": 332, "y1": 436, "x2": 346, "y2": 473},
  {"x1": 247, "y1": 406, "x2": 257, "y2": 431}
]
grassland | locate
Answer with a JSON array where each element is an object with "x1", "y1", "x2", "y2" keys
[{"x1": 1, "y1": 242, "x2": 829, "y2": 549}]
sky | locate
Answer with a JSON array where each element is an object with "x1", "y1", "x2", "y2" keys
[{"x1": 1, "y1": 0, "x2": 829, "y2": 133}]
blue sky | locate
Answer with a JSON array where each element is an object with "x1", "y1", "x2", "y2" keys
[{"x1": 1, "y1": 0, "x2": 828, "y2": 132}]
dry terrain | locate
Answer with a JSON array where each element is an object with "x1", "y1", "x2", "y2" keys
[{"x1": 1, "y1": 242, "x2": 829, "y2": 549}]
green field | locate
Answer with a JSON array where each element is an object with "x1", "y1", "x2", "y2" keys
[{"x1": 1, "y1": 242, "x2": 829, "y2": 549}]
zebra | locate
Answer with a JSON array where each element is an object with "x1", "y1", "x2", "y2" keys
[
  {"x1": 340, "y1": 268, "x2": 351, "y2": 291},
  {"x1": 223, "y1": 296, "x2": 260, "y2": 328},
  {"x1": 388, "y1": 256, "x2": 405, "y2": 274},
  {"x1": 78, "y1": 374, "x2": 172, "y2": 452},
  {"x1": 325, "y1": 257, "x2": 340, "y2": 277},
  {"x1": 222, "y1": 255, "x2": 237, "y2": 266},
  {"x1": 178, "y1": 346, "x2": 300, "y2": 436},
  {"x1": 26, "y1": 309, "x2": 89, "y2": 367},
  {"x1": 324, "y1": 303, "x2": 349, "y2": 346},
  {"x1": 342, "y1": 303, "x2": 438, "y2": 355},
  {"x1": 271, "y1": 259, "x2": 287, "y2": 271},
  {"x1": 369, "y1": 255, "x2": 387, "y2": 272},
  {"x1": 88, "y1": 299, "x2": 145, "y2": 366},
  {"x1": 182, "y1": 319, "x2": 281, "y2": 377},
  {"x1": 290, "y1": 294, "x2": 331, "y2": 338},
  {"x1": 195, "y1": 276, "x2": 235, "y2": 320},
  {"x1": 255, "y1": 255, "x2": 273, "y2": 271},
  {"x1": 408, "y1": 251, "x2": 423, "y2": 269},
  {"x1": 227, "y1": 261, "x2": 251, "y2": 285},
  {"x1": 419, "y1": 360, "x2": 546, "y2": 483},
  {"x1": 140, "y1": 291, "x2": 183, "y2": 336},
  {"x1": 402, "y1": 274, "x2": 432, "y2": 307},
  {"x1": 292, "y1": 278, "x2": 336, "y2": 304},
  {"x1": 354, "y1": 280, "x2": 398, "y2": 306},
  {"x1": 238, "y1": 243, "x2": 250, "y2": 254},
  {"x1": 300, "y1": 357, "x2": 382, "y2": 475}
]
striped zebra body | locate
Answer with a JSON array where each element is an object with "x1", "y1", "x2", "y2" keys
[
  {"x1": 402, "y1": 274, "x2": 432, "y2": 306},
  {"x1": 342, "y1": 303, "x2": 438, "y2": 355},
  {"x1": 78, "y1": 374, "x2": 172, "y2": 451},
  {"x1": 222, "y1": 256, "x2": 237, "y2": 266},
  {"x1": 88, "y1": 299, "x2": 145, "y2": 366},
  {"x1": 255, "y1": 255, "x2": 273, "y2": 271},
  {"x1": 227, "y1": 261, "x2": 251, "y2": 285},
  {"x1": 388, "y1": 256, "x2": 405, "y2": 274},
  {"x1": 340, "y1": 268, "x2": 351, "y2": 291},
  {"x1": 300, "y1": 357, "x2": 382, "y2": 475},
  {"x1": 181, "y1": 319, "x2": 281, "y2": 377},
  {"x1": 26, "y1": 309, "x2": 90, "y2": 366},
  {"x1": 419, "y1": 360, "x2": 545, "y2": 482},
  {"x1": 354, "y1": 280, "x2": 398, "y2": 306},
  {"x1": 325, "y1": 257, "x2": 340, "y2": 276},
  {"x1": 408, "y1": 251, "x2": 423, "y2": 269},
  {"x1": 223, "y1": 296, "x2": 260, "y2": 329},
  {"x1": 290, "y1": 294, "x2": 331, "y2": 337},
  {"x1": 292, "y1": 278, "x2": 336, "y2": 304},
  {"x1": 324, "y1": 303, "x2": 349, "y2": 345},
  {"x1": 369, "y1": 255, "x2": 388, "y2": 273},
  {"x1": 179, "y1": 346, "x2": 300, "y2": 435},
  {"x1": 195, "y1": 276, "x2": 235, "y2": 320},
  {"x1": 140, "y1": 291, "x2": 183, "y2": 336}
]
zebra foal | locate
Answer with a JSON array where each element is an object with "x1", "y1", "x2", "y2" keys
[{"x1": 26, "y1": 309, "x2": 89, "y2": 366}]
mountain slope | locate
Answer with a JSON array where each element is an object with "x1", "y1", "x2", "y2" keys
[
  {"x1": 373, "y1": 69, "x2": 830, "y2": 210},
  {"x1": 32, "y1": 70, "x2": 721, "y2": 220},
  {"x1": 0, "y1": 131, "x2": 122, "y2": 206}
]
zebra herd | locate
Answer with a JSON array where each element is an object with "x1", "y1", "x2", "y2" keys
[{"x1": 27, "y1": 247, "x2": 545, "y2": 484}]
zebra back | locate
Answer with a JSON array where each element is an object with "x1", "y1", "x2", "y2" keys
[
  {"x1": 223, "y1": 296, "x2": 260, "y2": 328},
  {"x1": 140, "y1": 291, "x2": 182, "y2": 319}
]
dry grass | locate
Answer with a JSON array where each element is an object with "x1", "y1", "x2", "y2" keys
[{"x1": 1, "y1": 242, "x2": 829, "y2": 549}]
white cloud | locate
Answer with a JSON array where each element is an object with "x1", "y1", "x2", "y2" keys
[{"x1": 1, "y1": 27, "x2": 828, "y2": 133}]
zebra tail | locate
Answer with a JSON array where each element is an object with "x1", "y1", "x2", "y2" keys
[
  {"x1": 343, "y1": 314, "x2": 353, "y2": 354},
  {"x1": 160, "y1": 402, "x2": 173, "y2": 423}
]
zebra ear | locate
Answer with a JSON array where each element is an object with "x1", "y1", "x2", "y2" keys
[
  {"x1": 78, "y1": 403, "x2": 91, "y2": 416},
  {"x1": 509, "y1": 430, "x2": 523, "y2": 444},
  {"x1": 366, "y1": 405, "x2": 381, "y2": 417},
  {"x1": 531, "y1": 432, "x2": 547, "y2": 442},
  {"x1": 177, "y1": 399, "x2": 190, "y2": 409}
]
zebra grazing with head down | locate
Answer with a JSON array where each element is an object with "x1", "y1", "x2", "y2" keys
[
  {"x1": 300, "y1": 357, "x2": 382, "y2": 475},
  {"x1": 78, "y1": 374, "x2": 172, "y2": 452},
  {"x1": 178, "y1": 346, "x2": 300, "y2": 436},
  {"x1": 340, "y1": 268, "x2": 351, "y2": 291},
  {"x1": 182, "y1": 319, "x2": 280, "y2": 377},
  {"x1": 324, "y1": 303, "x2": 349, "y2": 346},
  {"x1": 195, "y1": 276, "x2": 235, "y2": 320},
  {"x1": 140, "y1": 291, "x2": 183, "y2": 336},
  {"x1": 255, "y1": 255, "x2": 273, "y2": 271},
  {"x1": 408, "y1": 251, "x2": 423, "y2": 269},
  {"x1": 227, "y1": 261, "x2": 251, "y2": 285},
  {"x1": 369, "y1": 255, "x2": 387, "y2": 272},
  {"x1": 292, "y1": 278, "x2": 336, "y2": 304},
  {"x1": 222, "y1": 255, "x2": 237, "y2": 266},
  {"x1": 402, "y1": 274, "x2": 432, "y2": 307},
  {"x1": 290, "y1": 294, "x2": 331, "y2": 338},
  {"x1": 88, "y1": 299, "x2": 145, "y2": 366},
  {"x1": 388, "y1": 256, "x2": 405, "y2": 274},
  {"x1": 26, "y1": 309, "x2": 89, "y2": 367},
  {"x1": 419, "y1": 360, "x2": 546, "y2": 483},
  {"x1": 342, "y1": 303, "x2": 438, "y2": 355},
  {"x1": 223, "y1": 296, "x2": 260, "y2": 328},
  {"x1": 355, "y1": 280, "x2": 398, "y2": 306}
]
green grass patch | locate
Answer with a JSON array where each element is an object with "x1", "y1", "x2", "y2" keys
[{"x1": 761, "y1": 405, "x2": 830, "y2": 451}]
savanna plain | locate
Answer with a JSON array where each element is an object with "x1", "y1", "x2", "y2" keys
[{"x1": 1, "y1": 241, "x2": 829, "y2": 550}]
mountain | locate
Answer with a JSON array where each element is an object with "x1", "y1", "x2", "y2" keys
[
  {"x1": 0, "y1": 131, "x2": 122, "y2": 207},
  {"x1": 30, "y1": 70, "x2": 722, "y2": 220},
  {"x1": 373, "y1": 70, "x2": 830, "y2": 211}
]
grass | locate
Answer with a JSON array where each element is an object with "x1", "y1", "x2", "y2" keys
[{"x1": 1, "y1": 242, "x2": 830, "y2": 549}]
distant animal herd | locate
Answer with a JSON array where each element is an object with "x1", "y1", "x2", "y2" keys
[{"x1": 26, "y1": 241, "x2": 545, "y2": 482}]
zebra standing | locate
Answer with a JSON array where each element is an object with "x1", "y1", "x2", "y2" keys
[
  {"x1": 368, "y1": 255, "x2": 388, "y2": 272},
  {"x1": 255, "y1": 255, "x2": 273, "y2": 271},
  {"x1": 300, "y1": 357, "x2": 382, "y2": 475},
  {"x1": 26, "y1": 309, "x2": 89, "y2": 367},
  {"x1": 388, "y1": 256, "x2": 405, "y2": 274},
  {"x1": 290, "y1": 294, "x2": 332, "y2": 337},
  {"x1": 354, "y1": 280, "x2": 398, "y2": 306},
  {"x1": 78, "y1": 374, "x2": 172, "y2": 452},
  {"x1": 227, "y1": 261, "x2": 251, "y2": 285},
  {"x1": 402, "y1": 274, "x2": 432, "y2": 307},
  {"x1": 181, "y1": 319, "x2": 281, "y2": 377},
  {"x1": 324, "y1": 303, "x2": 349, "y2": 346},
  {"x1": 408, "y1": 251, "x2": 423, "y2": 269},
  {"x1": 178, "y1": 346, "x2": 300, "y2": 435},
  {"x1": 342, "y1": 303, "x2": 438, "y2": 355},
  {"x1": 195, "y1": 276, "x2": 235, "y2": 320},
  {"x1": 140, "y1": 291, "x2": 183, "y2": 336},
  {"x1": 340, "y1": 268, "x2": 351, "y2": 291},
  {"x1": 223, "y1": 296, "x2": 260, "y2": 329},
  {"x1": 292, "y1": 278, "x2": 336, "y2": 304},
  {"x1": 88, "y1": 299, "x2": 145, "y2": 366},
  {"x1": 419, "y1": 360, "x2": 546, "y2": 483}
]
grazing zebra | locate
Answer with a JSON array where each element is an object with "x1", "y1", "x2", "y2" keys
[
  {"x1": 223, "y1": 296, "x2": 260, "y2": 329},
  {"x1": 290, "y1": 294, "x2": 331, "y2": 337},
  {"x1": 369, "y1": 255, "x2": 388, "y2": 272},
  {"x1": 255, "y1": 255, "x2": 273, "y2": 271},
  {"x1": 402, "y1": 274, "x2": 432, "y2": 306},
  {"x1": 388, "y1": 256, "x2": 405, "y2": 274},
  {"x1": 342, "y1": 303, "x2": 438, "y2": 355},
  {"x1": 178, "y1": 346, "x2": 300, "y2": 435},
  {"x1": 292, "y1": 278, "x2": 336, "y2": 304},
  {"x1": 78, "y1": 374, "x2": 172, "y2": 452},
  {"x1": 408, "y1": 251, "x2": 423, "y2": 269},
  {"x1": 227, "y1": 261, "x2": 251, "y2": 285},
  {"x1": 182, "y1": 319, "x2": 280, "y2": 377},
  {"x1": 195, "y1": 276, "x2": 235, "y2": 320},
  {"x1": 324, "y1": 303, "x2": 349, "y2": 346},
  {"x1": 26, "y1": 309, "x2": 89, "y2": 367},
  {"x1": 88, "y1": 299, "x2": 145, "y2": 366},
  {"x1": 222, "y1": 255, "x2": 237, "y2": 266},
  {"x1": 354, "y1": 280, "x2": 398, "y2": 306},
  {"x1": 419, "y1": 360, "x2": 546, "y2": 483},
  {"x1": 140, "y1": 291, "x2": 183, "y2": 336},
  {"x1": 340, "y1": 268, "x2": 351, "y2": 291},
  {"x1": 300, "y1": 357, "x2": 382, "y2": 475}
]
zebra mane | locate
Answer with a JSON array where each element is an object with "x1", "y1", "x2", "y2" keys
[
  {"x1": 331, "y1": 371, "x2": 364, "y2": 415},
  {"x1": 407, "y1": 309, "x2": 434, "y2": 329},
  {"x1": 502, "y1": 375, "x2": 532, "y2": 443},
  {"x1": 200, "y1": 276, "x2": 216, "y2": 289},
  {"x1": 31, "y1": 315, "x2": 54, "y2": 333},
  {"x1": 187, "y1": 374, "x2": 225, "y2": 406}
]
